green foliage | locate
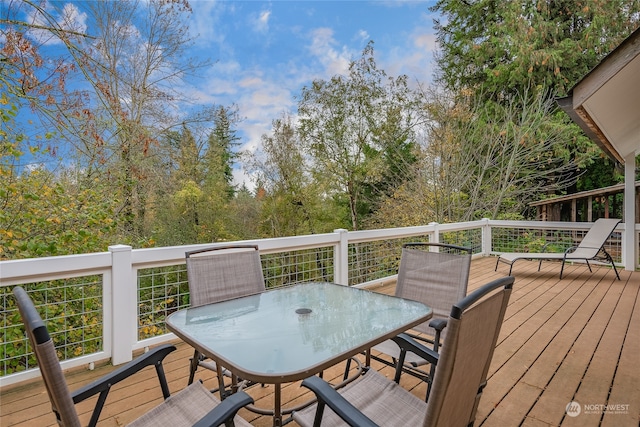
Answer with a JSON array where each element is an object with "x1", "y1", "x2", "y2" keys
[
  {"x1": 297, "y1": 42, "x2": 422, "y2": 230},
  {"x1": 1, "y1": 279, "x2": 103, "y2": 375},
  {"x1": 368, "y1": 88, "x2": 586, "y2": 226},
  {"x1": 250, "y1": 113, "x2": 342, "y2": 237},
  {"x1": 576, "y1": 156, "x2": 623, "y2": 191},
  {"x1": 206, "y1": 106, "x2": 241, "y2": 200},
  {"x1": 1, "y1": 97, "x2": 117, "y2": 259},
  {"x1": 137, "y1": 265, "x2": 190, "y2": 340},
  {"x1": 432, "y1": 0, "x2": 640, "y2": 99},
  {"x1": 431, "y1": 0, "x2": 640, "y2": 192},
  {"x1": 0, "y1": 168, "x2": 117, "y2": 259}
]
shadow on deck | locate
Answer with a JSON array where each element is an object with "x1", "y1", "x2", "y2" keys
[{"x1": 1, "y1": 257, "x2": 638, "y2": 426}]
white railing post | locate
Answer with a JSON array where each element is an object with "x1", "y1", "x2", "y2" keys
[
  {"x1": 109, "y1": 244, "x2": 135, "y2": 364},
  {"x1": 623, "y1": 153, "x2": 637, "y2": 271},
  {"x1": 429, "y1": 222, "x2": 440, "y2": 246},
  {"x1": 333, "y1": 229, "x2": 349, "y2": 285},
  {"x1": 482, "y1": 218, "x2": 492, "y2": 255}
]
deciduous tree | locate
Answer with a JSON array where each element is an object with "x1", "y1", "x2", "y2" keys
[
  {"x1": 75, "y1": 0, "x2": 211, "y2": 240},
  {"x1": 298, "y1": 42, "x2": 421, "y2": 230},
  {"x1": 250, "y1": 113, "x2": 331, "y2": 236},
  {"x1": 371, "y1": 87, "x2": 585, "y2": 226}
]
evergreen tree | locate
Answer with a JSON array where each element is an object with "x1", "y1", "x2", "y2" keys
[
  {"x1": 204, "y1": 106, "x2": 240, "y2": 201},
  {"x1": 430, "y1": 0, "x2": 640, "y2": 194},
  {"x1": 432, "y1": 0, "x2": 640, "y2": 99}
]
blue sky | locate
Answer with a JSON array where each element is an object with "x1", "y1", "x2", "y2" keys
[
  {"x1": 8, "y1": 0, "x2": 440, "y2": 186},
  {"x1": 186, "y1": 1, "x2": 439, "y2": 185}
]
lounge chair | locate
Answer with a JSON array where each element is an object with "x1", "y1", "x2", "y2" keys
[
  {"x1": 185, "y1": 245, "x2": 266, "y2": 388},
  {"x1": 12, "y1": 286, "x2": 253, "y2": 427},
  {"x1": 292, "y1": 276, "x2": 514, "y2": 427},
  {"x1": 495, "y1": 218, "x2": 621, "y2": 280}
]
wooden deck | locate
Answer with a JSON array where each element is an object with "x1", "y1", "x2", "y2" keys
[{"x1": 1, "y1": 256, "x2": 638, "y2": 426}]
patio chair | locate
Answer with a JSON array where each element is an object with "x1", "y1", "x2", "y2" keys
[
  {"x1": 495, "y1": 218, "x2": 621, "y2": 280},
  {"x1": 292, "y1": 276, "x2": 514, "y2": 427},
  {"x1": 348, "y1": 242, "x2": 471, "y2": 399},
  {"x1": 12, "y1": 286, "x2": 253, "y2": 427},
  {"x1": 185, "y1": 244, "x2": 266, "y2": 387}
]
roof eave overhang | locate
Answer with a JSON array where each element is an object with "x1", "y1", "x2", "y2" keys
[
  {"x1": 556, "y1": 26, "x2": 640, "y2": 166},
  {"x1": 556, "y1": 96, "x2": 625, "y2": 164}
]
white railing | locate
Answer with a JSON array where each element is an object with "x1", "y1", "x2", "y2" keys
[{"x1": 0, "y1": 219, "x2": 634, "y2": 387}]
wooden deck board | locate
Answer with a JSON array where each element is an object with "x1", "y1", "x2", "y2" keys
[
  {"x1": 563, "y1": 273, "x2": 634, "y2": 427},
  {"x1": 599, "y1": 270, "x2": 640, "y2": 427},
  {"x1": 528, "y1": 271, "x2": 631, "y2": 425},
  {"x1": 505, "y1": 271, "x2": 618, "y2": 426},
  {"x1": 477, "y1": 267, "x2": 608, "y2": 422},
  {"x1": 1, "y1": 256, "x2": 638, "y2": 426}
]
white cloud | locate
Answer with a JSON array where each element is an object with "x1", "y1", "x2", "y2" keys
[
  {"x1": 236, "y1": 74, "x2": 296, "y2": 152},
  {"x1": 308, "y1": 28, "x2": 352, "y2": 77},
  {"x1": 356, "y1": 29, "x2": 370, "y2": 42},
  {"x1": 414, "y1": 32, "x2": 438, "y2": 52},
  {"x1": 378, "y1": 17, "x2": 438, "y2": 87},
  {"x1": 189, "y1": 1, "x2": 227, "y2": 48},
  {"x1": 252, "y1": 9, "x2": 271, "y2": 33},
  {"x1": 238, "y1": 76, "x2": 263, "y2": 89},
  {"x1": 59, "y1": 3, "x2": 87, "y2": 34},
  {"x1": 192, "y1": 64, "x2": 298, "y2": 190}
]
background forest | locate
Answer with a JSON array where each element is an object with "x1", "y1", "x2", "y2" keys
[{"x1": 2, "y1": 0, "x2": 639, "y2": 260}]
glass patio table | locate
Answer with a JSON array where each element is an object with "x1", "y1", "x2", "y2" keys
[{"x1": 166, "y1": 281, "x2": 432, "y2": 426}]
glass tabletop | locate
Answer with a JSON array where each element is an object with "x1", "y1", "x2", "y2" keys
[{"x1": 166, "y1": 282, "x2": 432, "y2": 382}]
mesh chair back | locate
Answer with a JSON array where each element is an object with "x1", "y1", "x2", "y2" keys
[
  {"x1": 13, "y1": 287, "x2": 82, "y2": 427},
  {"x1": 569, "y1": 218, "x2": 621, "y2": 258},
  {"x1": 395, "y1": 243, "x2": 471, "y2": 336},
  {"x1": 186, "y1": 245, "x2": 265, "y2": 307},
  {"x1": 423, "y1": 276, "x2": 513, "y2": 427}
]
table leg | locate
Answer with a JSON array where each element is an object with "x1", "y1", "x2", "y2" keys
[
  {"x1": 216, "y1": 363, "x2": 226, "y2": 400},
  {"x1": 274, "y1": 383, "x2": 282, "y2": 426},
  {"x1": 231, "y1": 373, "x2": 239, "y2": 394}
]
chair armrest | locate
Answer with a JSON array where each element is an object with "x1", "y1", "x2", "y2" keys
[
  {"x1": 429, "y1": 318, "x2": 447, "y2": 332},
  {"x1": 300, "y1": 375, "x2": 379, "y2": 427},
  {"x1": 428, "y1": 319, "x2": 447, "y2": 352},
  {"x1": 391, "y1": 333, "x2": 439, "y2": 366},
  {"x1": 71, "y1": 344, "x2": 176, "y2": 403},
  {"x1": 192, "y1": 391, "x2": 254, "y2": 427}
]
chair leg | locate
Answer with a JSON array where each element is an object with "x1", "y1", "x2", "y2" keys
[
  {"x1": 611, "y1": 261, "x2": 621, "y2": 280},
  {"x1": 604, "y1": 250, "x2": 621, "y2": 280},
  {"x1": 155, "y1": 362, "x2": 171, "y2": 399},
  {"x1": 426, "y1": 362, "x2": 436, "y2": 402},
  {"x1": 188, "y1": 349, "x2": 200, "y2": 385},
  {"x1": 432, "y1": 331, "x2": 441, "y2": 352},
  {"x1": 494, "y1": 257, "x2": 500, "y2": 271},
  {"x1": 393, "y1": 352, "x2": 406, "y2": 384},
  {"x1": 560, "y1": 260, "x2": 565, "y2": 279},
  {"x1": 585, "y1": 259, "x2": 592, "y2": 272}
]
